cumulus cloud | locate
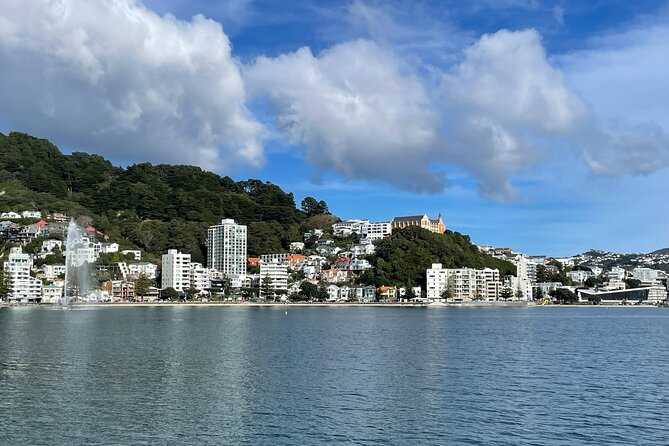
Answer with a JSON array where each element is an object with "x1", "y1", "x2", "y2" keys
[
  {"x1": 245, "y1": 39, "x2": 443, "y2": 192},
  {"x1": 440, "y1": 28, "x2": 669, "y2": 199},
  {"x1": 439, "y1": 29, "x2": 587, "y2": 198},
  {"x1": 0, "y1": 0, "x2": 263, "y2": 170}
]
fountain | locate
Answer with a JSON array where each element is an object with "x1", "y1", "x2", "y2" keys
[{"x1": 61, "y1": 219, "x2": 93, "y2": 306}]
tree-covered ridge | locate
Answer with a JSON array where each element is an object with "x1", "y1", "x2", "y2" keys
[
  {"x1": 0, "y1": 131, "x2": 308, "y2": 261},
  {"x1": 358, "y1": 226, "x2": 517, "y2": 288}
]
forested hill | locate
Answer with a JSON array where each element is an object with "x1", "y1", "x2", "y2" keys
[{"x1": 0, "y1": 131, "x2": 311, "y2": 262}]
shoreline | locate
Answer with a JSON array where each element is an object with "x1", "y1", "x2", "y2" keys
[{"x1": 1, "y1": 301, "x2": 663, "y2": 309}]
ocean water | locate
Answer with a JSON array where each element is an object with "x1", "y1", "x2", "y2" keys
[{"x1": 1, "y1": 306, "x2": 669, "y2": 445}]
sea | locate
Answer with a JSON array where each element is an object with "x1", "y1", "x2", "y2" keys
[{"x1": 1, "y1": 305, "x2": 668, "y2": 445}]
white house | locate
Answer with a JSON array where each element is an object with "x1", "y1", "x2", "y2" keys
[
  {"x1": 1, "y1": 211, "x2": 21, "y2": 219},
  {"x1": 21, "y1": 211, "x2": 42, "y2": 219},
  {"x1": 121, "y1": 250, "x2": 142, "y2": 261}
]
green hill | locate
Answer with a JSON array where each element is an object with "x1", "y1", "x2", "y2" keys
[
  {"x1": 1, "y1": 132, "x2": 515, "y2": 279},
  {"x1": 358, "y1": 226, "x2": 517, "y2": 288},
  {"x1": 0, "y1": 131, "x2": 310, "y2": 262}
]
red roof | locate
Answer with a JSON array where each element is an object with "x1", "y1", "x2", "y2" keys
[
  {"x1": 36, "y1": 220, "x2": 48, "y2": 228},
  {"x1": 85, "y1": 226, "x2": 96, "y2": 232}
]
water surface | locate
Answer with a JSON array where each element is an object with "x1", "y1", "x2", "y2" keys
[{"x1": 1, "y1": 306, "x2": 668, "y2": 445}]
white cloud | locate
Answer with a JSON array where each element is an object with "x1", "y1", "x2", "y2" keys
[
  {"x1": 440, "y1": 28, "x2": 669, "y2": 199},
  {"x1": 0, "y1": 0, "x2": 263, "y2": 170},
  {"x1": 439, "y1": 29, "x2": 587, "y2": 199},
  {"x1": 246, "y1": 39, "x2": 443, "y2": 192}
]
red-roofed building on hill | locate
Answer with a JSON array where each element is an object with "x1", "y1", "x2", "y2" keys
[{"x1": 35, "y1": 220, "x2": 48, "y2": 228}]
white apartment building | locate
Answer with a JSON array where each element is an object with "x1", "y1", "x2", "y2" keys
[
  {"x1": 426, "y1": 263, "x2": 501, "y2": 301},
  {"x1": 514, "y1": 256, "x2": 537, "y2": 300},
  {"x1": 161, "y1": 249, "x2": 191, "y2": 292},
  {"x1": 3, "y1": 247, "x2": 41, "y2": 302},
  {"x1": 259, "y1": 260, "x2": 289, "y2": 299},
  {"x1": 567, "y1": 270, "x2": 594, "y2": 284},
  {"x1": 118, "y1": 262, "x2": 158, "y2": 280},
  {"x1": 42, "y1": 264, "x2": 66, "y2": 279},
  {"x1": 332, "y1": 219, "x2": 369, "y2": 236},
  {"x1": 190, "y1": 262, "x2": 211, "y2": 291},
  {"x1": 360, "y1": 222, "x2": 392, "y2": 241},
  {"x1": 21, "y1": 210, "x2": 42, "y2": 219},
  {"x1": 608, "y1": 267, "x2": 627, "y2": 281},
  {"x1": 632, "y1": 267, "x2": 663, "y2": 284},
  {"x1": 67, "y1": 246, "x2": 96, "y2": 267},
  {"x1": 41, "y1": 239, "x2": 62, "y2": 253},
  {"x1": 207, "y1": 219, "x2": 247, "y2": 276}
]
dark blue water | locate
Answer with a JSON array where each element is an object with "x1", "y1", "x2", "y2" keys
[{"x1": 1, "y1": 306, "x2": 669, "y2": 445}]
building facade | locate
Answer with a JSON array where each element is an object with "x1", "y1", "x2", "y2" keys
[
  {"x1": 391, "y1": 214, "x2": 445, "y2": 234},
  {"x1": 161, "y1": 249, "x2": 191, "y2": 292},
  {"x1": 259, "y1": 260, "x2": 289, "y2": 299},
  {"x1": 426, "y1": 263, "x2": 501, "y2": 301},
  {"x1": 207, "y1": 219, "x2": 247, "y2": 276},
  {"x1": 4, "y1": 247, "x2": 41, "y2": 302}
]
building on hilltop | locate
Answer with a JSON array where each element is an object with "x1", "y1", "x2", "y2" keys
[
  {"x1": 207, "y1": 219, "x2": 247, "y2": 276},
  {"x1": 391, "y1": 213, "x2": 445, "y2": 234},
  {"x1": 161, "y1": 249, "x2": 191, "y2": 292}
]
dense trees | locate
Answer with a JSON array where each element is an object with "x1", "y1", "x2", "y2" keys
[
  {"x1": 0, "y1": 131, "x2": 318, "y2": 261},
  {"x1": 360, "y1": 226, "x2": 516, "y2": 288},
  {"x1": 300, "y1": 196, "x2": 329, "y2": 216}
]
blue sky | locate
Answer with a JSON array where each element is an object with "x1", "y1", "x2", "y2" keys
[{"x1": 1, "y1": 0, "x2": 669, "y2": 256}]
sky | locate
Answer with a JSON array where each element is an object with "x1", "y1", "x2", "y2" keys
[{"x1": 1, "y1": 0, "x2": 668, "y2": 256}]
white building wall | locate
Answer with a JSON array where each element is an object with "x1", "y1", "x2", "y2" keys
[
  {"x1": 207, "y1": 219, "x2": 247, "y2": 276},
  {"x1": 4, "y1": 247, "x2": 41, "y2": 301},
  {"x1": 259, "y1": 260, "x2": 289, "y2": 298},
  {"x1": 161, "y1": 249, "x2": 191, "y2": 292}
]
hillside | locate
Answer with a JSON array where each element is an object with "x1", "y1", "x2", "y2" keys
[
  {"x1": 1, "y1": 132, "x2": 514, "y2": 279},
  {"x1": 0, "y1": 131, "x2": 311, "y2": 262},
  {"x1": 572, "y1": 249, "x2": 669, "y2": 272},
  {"x1": 358, "y1": 226, "x2": 517, "y2": 288}
]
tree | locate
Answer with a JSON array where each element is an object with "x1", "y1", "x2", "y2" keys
[
  {"x1": 551, "y1": 288, "x2": 578, "y2": 304},
  {"x1": 161, "y1": 287, "x2": 178, "y2": 300},
  {"x1": 299, "y1": 281, "x2": 319, "y2": 301},
  {"x1": 185, "y1": 286, "x2": 198, "y2": 300},
  {"x1": 625, "y1": 278, "x2": 642, "y2": 289},
  {"x1": 300, "y1": 196, "x2": 329, "y2": 216},
  {"x1": 134, "y1": 272, "x2": 153, "y2": 299},
  {"x1": 441, "y1": 286, "x2": 452, "y2": 300},
  {"x1": 515, "y1": 287, "x2": 524, "y2": 299},
  {"x1": 500, "y1": 287, "x2": 513, "y2": 301},
  {"x1": 261, "y1": 275, "x2": 273, "y2": 300},
  {"x1": 532, "y1": 287, "x2": 544, "y2": 300},
  {"x1": 0, "y1": 268, "x2": 12, "y2": 300}
]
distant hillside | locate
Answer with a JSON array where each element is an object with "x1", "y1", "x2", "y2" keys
[
  {"x1": 0, "y1": 131, "x2": 314, "y2": 262},
  {"x1": 573, "y1": 249, "x2": 669, "y2": 272}
]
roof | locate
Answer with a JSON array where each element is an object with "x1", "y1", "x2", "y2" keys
[{"x1": 392, "y1": 215, "x2": 426, "y2": 223}]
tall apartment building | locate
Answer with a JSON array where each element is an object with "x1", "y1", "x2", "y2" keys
[
  {"x1": 161, "y1": 249, "x2": 191, "y2": 292},
  {"x1": 3, "y1": 247, "x2": 41, "y2": 302},
  {"x1": 259, "y1": 260, "x2": 289, "y2": 299},
  {"x1": 207, "y1": 219, "x2": 247, "y2": 276},
  {"x1": 514, "y1": 255, "x2": 537, "y2": 300},
  {"x1": 426, "y1": 263, "x2": 500, "y2": 301},
  {"x1": 391, "y1": 213, "x2": 445, "y2": 234}
]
